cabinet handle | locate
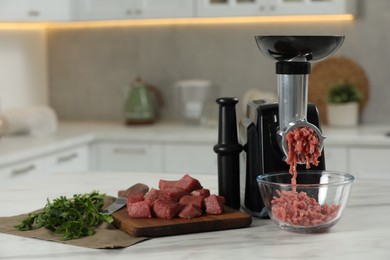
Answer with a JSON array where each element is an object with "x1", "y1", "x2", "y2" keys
[
  {"x1": 57, "y1": 153, "x2": 78, "y2": 164},
  {"x1": 125, "y1": 9, "x2": 133, "y2": 16},
  {"x1": 134, "y1": 9, "x2": 142, "y2": 15},
  {"x1": 27, "y1": 10, "x2": 40, "y2": 17},
  {"x1": 11, "y1": 165, "x2": 36, "y2": 176},
  {"x1": 259, "y1": 5, "x2": 266, "y2": 12},
  {"x1": 113, "y1": 147, "x2": 146, "y2": 155}
]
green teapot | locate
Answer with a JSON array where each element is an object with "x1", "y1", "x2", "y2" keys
[{"x1": 124, "y1": 78, "x2": 156, "y2": 125}]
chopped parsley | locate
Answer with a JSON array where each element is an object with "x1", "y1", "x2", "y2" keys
[{"x1": 15, "y1": 191, "x2": 113, "y2": 240}]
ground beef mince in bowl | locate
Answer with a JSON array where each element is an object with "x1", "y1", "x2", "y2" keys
[
  {"x1": 271, "y1": 189, "x2": 340, "y2": 227},
  {"x1": 257, "y1": 171, "x2": 354, "y2": 233}
]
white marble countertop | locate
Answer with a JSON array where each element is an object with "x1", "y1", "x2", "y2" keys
[
  {"x1": 1, "y1": 120, "x2": 390, "y2": 167},
  {"x1": 322, "y1": 124, "x2": 390, "y2": 146},
  {"x1": 0, "y1": 171, "x2": 389, "y2": 260},
  {"x1": 52, "y1": 120, "x2": 390, "y2": 146},
  {"x1": 0, "y1": 121, "x2": 218, "y2": 167}
]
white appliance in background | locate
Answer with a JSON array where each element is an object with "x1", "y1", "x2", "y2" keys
[
  {"x1": 241, "y1": 88, "x2": 277, "y2": 113},
  {"x1": 174, "y1": 79, "x2": 214, "y2": 125},
  {"x1": 0, "y1": 105, "x2": 58, "y2": 137}
]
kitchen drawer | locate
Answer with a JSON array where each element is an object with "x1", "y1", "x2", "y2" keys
[
  {"x1": 75, "y1": 0, "x2": 193, "y2": 20},
  {"x1": 0, "y1": 158, "x2": 46, "y2": 187},
  {"x1": 46, "y1": 145, "x2": 90, "y2": 174},
  {"x1": 0, "y1": 0, "x2": 72, "y2": 21},
  {"x1": 324, "y1": 146, "x2": 349, "y2": 172},
  {"x1": 350, "y1": 147, "x2": 390, "y2": 178},
  {"x1": 92, "y1": 141, "x2": 163, "y2": 172},
  {"x1": 164, "y1": 143, "x2": 217, "y2": 175}
]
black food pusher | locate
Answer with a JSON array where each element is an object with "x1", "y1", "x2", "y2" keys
[{"x1": 214, "y1": 97, "x2": 243, "y2": 209}]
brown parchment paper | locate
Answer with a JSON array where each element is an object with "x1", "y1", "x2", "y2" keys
[{"x1": 0, "y1": 197, "x2": 149, "y2": 249}]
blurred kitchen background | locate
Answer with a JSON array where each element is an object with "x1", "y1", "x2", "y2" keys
[{"x1": 0, "y1": 0, "x2": 388, "y2": 124}]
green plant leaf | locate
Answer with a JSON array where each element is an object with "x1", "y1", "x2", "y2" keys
[{"x1": 327, "y1": 83, "x2": 362, "y2": 104}]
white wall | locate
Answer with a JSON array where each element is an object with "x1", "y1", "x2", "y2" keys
[{"x1": 0, "y1": 29, "x2": 48, "y2": 111}]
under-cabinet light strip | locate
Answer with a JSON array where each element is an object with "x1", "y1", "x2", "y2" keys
[{"x1": 0, "y1": 14, "x2": 354, "y2": 30}]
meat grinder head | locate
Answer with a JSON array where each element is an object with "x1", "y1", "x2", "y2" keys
[
  {"x1": 254, "y1": 35, "x2": 345, "y2": 161},
  {"x1": 254, "y1": 35, "x2": 345, "y2": 62}
]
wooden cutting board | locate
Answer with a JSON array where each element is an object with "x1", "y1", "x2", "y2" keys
[{"x1": 112, "y1": 206, "x2": 252, "y2": 237}]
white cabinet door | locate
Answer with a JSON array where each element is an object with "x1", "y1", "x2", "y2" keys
[
  {"x1": 350, "y1": 147, "x2": 390, "y2": 179},
  {"x1": 269, "y1": 0, "x2": 356, "y2": 16},
  {"x1": 137, "y1": 0, "x2": 194, "y2": 18},
  {"x1": 0, "y1": 158, "x2": 46, "y2": 187},
  {"x1": 197, "y1": 0, "x2": 266, "y2": 17},
  {"x1": 164, "y1": 143, "x2": 217, "y2": 175},
  {"x1": 46, "y1": 145, "x2": 90, "y2": 174},
  {"x1": 76, "y1": 0, "x2": 194, "y2": 20},
  {"x1": 75, "y1": 0, "x2": 133, "y2": 20},
  {"x1": 92, "y1": 141, "x2": 163, "y2": 172},
  {"x1": 324, "y1": 146, "x2": 348, "y2": 173},
  {"x1": 0, "y1": 0, "x2": 72, "y2": 21}
]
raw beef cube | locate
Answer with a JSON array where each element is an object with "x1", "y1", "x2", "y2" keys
[
  {"x1": 127, "y1": 201, "x2": 152, "y2": 218},
  {"x1": 204, "y1": 195, "x2": 225, "y2": 215},
  {"x1": 158, "y1": 179, "x2": 177, "y2": 190},
  {"x1": 144, "y1": 188, "x2": 160, "y2": 206},
  {"x1": 127, "y1": 191, "x2": 145, "y2": 204},
  {"x1": 179, "y1": 195, "x2": 204, "y2": 209},
  {"x1": 191, "y1": 188, "x2": 211, "y2": 198},
  {"x1": 173, "y1": 174, "x2": 203, "y2": 192},
  {"x1": 159, "y1": 187, "x2": 188, "y2": 202},
  {"x1": 178, "y1": 204, "x2": 203, "y2": 219},
  {"x1": 153, "y1": 200, "x2": 181, "y2": 219}
]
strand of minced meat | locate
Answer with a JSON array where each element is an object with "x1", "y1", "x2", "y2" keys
[
  {"x1": 286, "y1": 127, "x2": 321, "y2": 187},
  {"x1": 270, "y1": 127, "x2": 340, "y2": 227}
]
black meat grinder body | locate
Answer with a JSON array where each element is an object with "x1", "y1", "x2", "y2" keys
[{"x1": 240, "y1": 100, "x2": 325, "y2": 217}]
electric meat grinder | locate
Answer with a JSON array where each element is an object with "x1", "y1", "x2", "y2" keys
[{"x1": 241, "y1": 35, "x2": 345, "y2": 217}]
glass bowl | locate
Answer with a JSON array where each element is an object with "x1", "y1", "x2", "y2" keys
[{"x1": 257, "y1": 171, "x2": 354, "y2": 233}]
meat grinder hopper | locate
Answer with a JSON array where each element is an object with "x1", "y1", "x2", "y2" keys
[{"x1": 241, "y1": 35, "x2": 345, "y2": 217}]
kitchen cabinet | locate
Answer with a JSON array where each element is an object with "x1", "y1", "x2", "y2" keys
[
  {"x1": 0, "y1": 0, "x2": 73, "y2": 21},
  {"x1": 91, "y1": 141, "x2": 217, "y2": 175},
  {"x1": 349, "y1": 147, "x2": 390, "y2": 179},
  {"x1": 75, "y1": 0, "x2": 194, "y2": 21},
  {"x1": 0, "y1": 0, "x2": 355, "y2": 22},
  {"x1": 75, "y1": 0, "x2": 134, "y2": 20},
  {"x1": 196, "y1": 0, "x2": 266, "y2": 17},
  {"x1": 0, "y1": 157, "x2": 46, "y2": 187},
  {"x1": 0, "y1": 144, "x2": 90, "y2": 187},
  {"x1": 137, "y1": 0, "x2": 194, "y2": 18},
  {"x1": 324, "y1": 145, "x2": 390, "y2": 179},
  {"x1": 324, "y1": 146, "x2": 349, "y2": 172},
  {"x1": 196, "y1": 0, "x2": 356, "y2": 17},
  {"x1": 269, "y1": 0, "x2": 356, "y2": 16},
  {"x1": 91, "y1": 141, "x2": 163, "y2": 172},
  {"x1": 164, "y1": 143, "x2": 217, "y2": 175},
  {"x1": 45, "y1": 145, "x2": 90, "y2": 174}
]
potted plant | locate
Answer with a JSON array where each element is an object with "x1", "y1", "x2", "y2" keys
[{"x1": 327, "y1": 82, "x2": 362, "y2": 127}]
